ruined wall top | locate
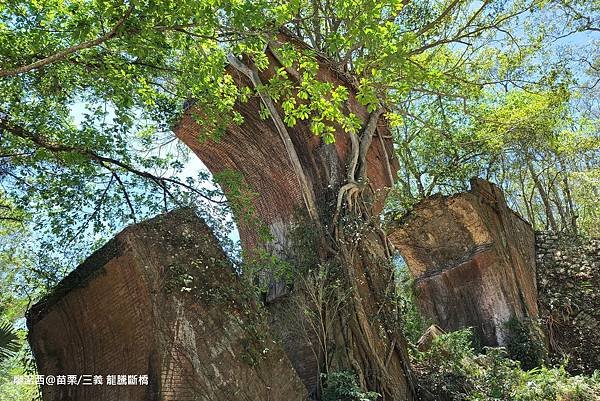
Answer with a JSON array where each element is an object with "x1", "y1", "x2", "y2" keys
[
  {"x1": 27, "y1": 209, "x2": 307, "y2": 401},
  {"x1": 389, "y1": 179, "x2": 538, "y2": 346}
]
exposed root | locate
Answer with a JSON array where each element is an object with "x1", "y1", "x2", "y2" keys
[
  {"x1": 377, "y1": 128, "x2": 395, "y2": 187},
  {"x1": 347, "y1": 129, "x2": 360, "y2": 182},
  {"x1": 333, "y1": 181, "x2": 361, "y2": 224},
  {"x1": 333, "y1": 107, "x2": 385, "y2": 230},
  {"x1": 356, "y1": 107, "x2": 384, "y2": 180}
]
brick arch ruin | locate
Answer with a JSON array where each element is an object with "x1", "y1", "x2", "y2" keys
[{"x1": 26, "y1": 38, "x2": 550, "y2": 401}]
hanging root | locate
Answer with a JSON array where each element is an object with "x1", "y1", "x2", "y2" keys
[
  {"x1": 333, "y1": 107, "x2": 385, "y2": 228},
  {"x1": 333, "y1": 181, "x2": 361, "y2": 223},
  {"x1": 227, "y1": 53, "x2": 320, "y2": 224}
]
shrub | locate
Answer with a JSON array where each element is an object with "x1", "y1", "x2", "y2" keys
[
  {"x1": 413, "y1": 328, "x2": 478, "y2": 400},
  {"x1": 393, "y1": 257, "x2": 429, "y2": 343},
  {"x1": 413, "y1": 328, "x2": 600, "y2": 401},
  {"x1": 321, "y1": 371, "x2": 379, "y2": 401},
  {"x1": 504, "y1": 317, "x2": 547, "y2": 370}
]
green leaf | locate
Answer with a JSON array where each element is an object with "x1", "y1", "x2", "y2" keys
[{"x1": 0, "y1": 321, "x2": 19, "y2": 362}]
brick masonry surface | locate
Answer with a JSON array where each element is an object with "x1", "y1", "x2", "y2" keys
[
  {"x1": 389, "y1": 179, "x2": 539, "y2": 347},
  {"x1": 27, "y1": 209, "x2": 307, "y2": 401}
]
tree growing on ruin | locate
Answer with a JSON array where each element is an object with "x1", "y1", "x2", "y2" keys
[{"x1": 0, "y1": 0, "x2": 598, "y2": 399}]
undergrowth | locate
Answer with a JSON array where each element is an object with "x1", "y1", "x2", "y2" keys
[
  {"x1": 393, "y1": 259, "x2": 600, "y2": 401},
  {"x1": 321, "y1": 371, "x2": 379, "y2": 401},
  {"x1": 413, "y1": 328, "x2": 600, "y2": 401}
]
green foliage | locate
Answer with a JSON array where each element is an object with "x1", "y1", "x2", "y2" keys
[
  {"x1": 242, "y1": 248, "x2": 296, "y2": 294},
  {"x1": 0, "y1": 317, "x2": 39, "y2": 401},
  {"x1": 0, "y1": 1, "x2": 596, "y2": 400},
  {"x1": 467, "y1": 351, "x2": 600, "y2": 401},
  {"x1": 239, "y1": 316, "x2": 272, "y2": 367},
  {"x1": 393, "y1": 256, "x2": 429, "y2": 343},
  {"x1": 321, "y1": 371, "x2": 379, "y2": 401},
  {"x1": 568, "y1": 169, "x2": 600, "y2": 237},
  {"x1": 504, "y1": 317, "x2": 548, "y2": 371},
  {"x1": 214, "y1": 169, "x2": 271, "y2": 243},
  {"x1": 263, "y1": 50, "x2": 362, "y2": 143},
  {"x1": 0, "y1": 0, "x2": 596, "y2": 286},
  {"x1": 414, "y1": 329, "x2": 600, "y2": 401},
  {"x1": 0, "y1": 346, "x2": 40, "y2": 401},
  {"x1": 286, "y1": 210, "x2": 320, "y2": 268},
  {"x1": 388, "y1": 82, "x2": 599, "y2": 237},
  {"x1": 0, "y1": 322, "x2": 19, "y2": 363},
  {"x1": 468, "y1": 348, "x2": 523, "y2": 400},
  {"x1": 292, "y1": 261, "x2": 351, "y2": 377},
  {"x1": 414, "y1": 328, "x2": 479, "y2": 399},
  {"x1": 471, "y1": 88, "x2": 598, "y2": 235}
]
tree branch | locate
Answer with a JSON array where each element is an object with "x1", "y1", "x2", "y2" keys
[
  {"x1": 0, "y1": 117, "x2": 226, "y2": 205},
  {"x1": 416, "y1": 0, "x2": 463, "y2": 36},
  {"x1": 0, "y1": 4, "x2": 134, "y2": 78},
  {"x1": 111, "y1": 170, "x2": 137, "y2": 223}
]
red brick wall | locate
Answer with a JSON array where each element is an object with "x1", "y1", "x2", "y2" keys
[
  {"x1": 28, "y1": 209, "x2": 307, "y2": 401},
  {"x1": 389, "y1": 179, "x2": 539, "y2": 346}
]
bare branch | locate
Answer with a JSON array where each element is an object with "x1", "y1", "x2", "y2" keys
[
  {"x1": 66, "y1": 175, "x2": 114, "y2": 246},
  {"x1": 111, "y1": 171, "x2": 137, "y2": 223}
]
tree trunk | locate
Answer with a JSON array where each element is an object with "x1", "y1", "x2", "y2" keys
[
  {"x1": 558, "y1": 160, "x2": 578, "y2": 234},
  {"x1": 550, "y1": 180, "x2": 568, "y2": 231},
  {"x1": 526, "y1": 159, "x2": 557, "y2": 232},
  {"x1": 176, "y1": 39, "x2": 415, "y2": 400},
  {"x1": 518, "y1": 167, "x2": 535, "y2": 226}
]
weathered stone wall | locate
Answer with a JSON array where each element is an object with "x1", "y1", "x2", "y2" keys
[
  {"x1": 388, "y1": 178, "x2": 539, "y2": 347},
  {"x1": 27, "y1": 209, "x2": 307, "y2": 401},
  {"x1": 536, "y1": 231, "x2": 600, "y2": 374},
  {"x1": 174, "y1": 36, "x2": 412, "y2": 400}
]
